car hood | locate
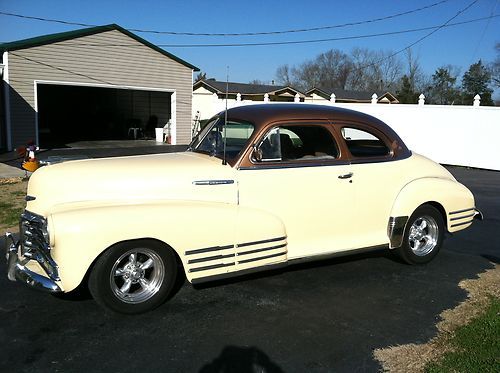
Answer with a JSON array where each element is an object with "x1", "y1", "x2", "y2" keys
[{"x1": 26, "y1": 152, "x2": 237, "y2": 216}]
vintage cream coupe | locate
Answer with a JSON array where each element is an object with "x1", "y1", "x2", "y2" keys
[{"x1": 5, "y1": 104, "x2": 482, "y2": 313}]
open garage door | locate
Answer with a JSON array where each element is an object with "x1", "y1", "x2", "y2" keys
[{"x1": 37, "y1": 83, "x2": 172, "y2": 148}]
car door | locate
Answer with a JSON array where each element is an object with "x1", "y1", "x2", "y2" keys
[
  {"x1": 237, "y1": 121, "x2": 358, "y2": 259},
  {"x1": 337, "y1": 124, "x2": 409, "y2": 248}
]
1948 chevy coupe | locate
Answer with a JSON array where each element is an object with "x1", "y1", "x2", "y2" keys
[{"x1": 5, "y1": 104, "x2": 482, "y2": 313}]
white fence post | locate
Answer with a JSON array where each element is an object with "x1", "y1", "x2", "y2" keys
[
  {"x1": 330, "y1": 93, "x2": 336, "y2": 103},
  {"x1": 473, "y1": 94, "x2": 481, "y2": 107},
  {"x1": 236, "y1": 93, "x2": 241, "y2": 102},
  {"x1": 264, "y1": 93, "x2": 270, "y2": 102},
  {"x1": 418, "y1": 94, "x2": 425, "y2": 106},
  {"x1": 294, "y1": 93, "x2": 300, "y2": 102},
  {"x1": 371, "y1": 93, "x2": 378, "y2": 104}
]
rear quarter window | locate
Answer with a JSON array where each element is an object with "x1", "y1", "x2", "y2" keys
[{"x1": 341, "y1": 127, "x2": 390, "y2": 158}]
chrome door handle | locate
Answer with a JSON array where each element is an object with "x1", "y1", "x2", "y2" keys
[{"x1": 338, "y1": 172, "x2": 353, "y2": 179}]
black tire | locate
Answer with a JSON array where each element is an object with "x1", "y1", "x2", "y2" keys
[
  {"x1": 88, "y1": 239, "x2": 177, "y2": 314},
  {"x1": 396, "y1": 205, "x2": 445, "y2": 265}
]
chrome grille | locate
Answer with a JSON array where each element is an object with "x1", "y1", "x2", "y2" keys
[{"x1": 19, "y1": 211, "x2": 59, "y2": 281}]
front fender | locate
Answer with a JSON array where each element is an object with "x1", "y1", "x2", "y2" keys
[
  {"x1": 390, "y1": 177, "x2": 475, "y2": 233},
  {"x1": 50, "y1": 200, "x2": 287, "y2": 291}
]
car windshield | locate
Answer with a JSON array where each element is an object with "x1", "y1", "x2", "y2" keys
[{"x1": 190, "y1": 117, "x2": 255, "y2": 162}]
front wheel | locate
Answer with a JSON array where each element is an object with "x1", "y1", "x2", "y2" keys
[
  {"x1": 396, "y1": 205, "x2": 445, "y2": 264},
  {"x1": 89, "y1": 240, "x2": 177, "y2": 314}
]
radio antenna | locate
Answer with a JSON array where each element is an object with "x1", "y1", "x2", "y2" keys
[{"x1": 222, "y1": 66, "x2": 229, "y2": 165}]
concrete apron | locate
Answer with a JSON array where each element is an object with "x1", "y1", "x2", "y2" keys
[{"x1": 0, "y1": 162, "x2": 26, "y2": 179}]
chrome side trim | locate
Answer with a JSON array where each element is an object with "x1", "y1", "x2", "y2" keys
[
  {"x1": 191, "y1": 244, "x2": 388, "y2": 285},
  {"x1": 237, "y1": 251, "x2": 287, "y2": 264},
  {"x1": 387, "y1": 216, "x2": 409, "y2": 249},
  {"x1": 239, "y1": 162, "x2": 349, "y2": 171},
  {"x1": 450, "y1": 213, "x2": 475, "y2": 221},
  {"x1": 191, "y1": 262, "x2": 288, "y2": 285},
  {"x1": 185, "y1": 244, "x2": 233, "y2": 256},
  {"x1": 237, "y1": 236, "x2": 287, "y2": 248},
  {"x1": 192, "y1": 180, "x2": 235, "y2": 186},
  {"x1": 189, "y1": 262, "x2": 235, "y2": 273},
  {"x1": 237, "y1": 243, "x2": 287, "y2": 256},
  {"x1": 451, "y1": 220, "x2": 474, "y2": 228},
  {"x1": 449, "y1": 207, "x2": 475, "y2": 215},
  {"x1": 187, "y1": 253, "x2": 235, "y2": 265}
]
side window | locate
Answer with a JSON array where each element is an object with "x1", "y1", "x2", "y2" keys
[
  {"x1": 257, "y1": 125, "x2": 339, "y2": 162},
  {"x1": 341, "y1": 127, "x2": 390, "y2": 158}
]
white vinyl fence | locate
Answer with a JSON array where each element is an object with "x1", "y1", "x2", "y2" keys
[{"x1": 194, "y1": 96, "x2": 500, "y2": 171}]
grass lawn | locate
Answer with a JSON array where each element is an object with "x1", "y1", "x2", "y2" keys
[
  {"x1": 375, "y1": 265, "x2": 500, "y2": 372},
  {"x1": 0, "y1": 178, "x2": 28, "y2": 232},
  {"x1": 426, "y1": 297, "x2": 500, "y2": 372}
]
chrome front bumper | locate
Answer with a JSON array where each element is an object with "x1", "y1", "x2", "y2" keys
[{"x1": 5, "y1": 232, "x2": 61, "y2": 293}]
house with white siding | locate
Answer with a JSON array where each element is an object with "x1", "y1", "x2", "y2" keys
[
  {"x1": 0, "y1": 24, "x2": 199, "y2": 151},
  {"x1": 193, "y1": 79, "x2": 305, "y2": 120},
  {"x1": 304, "y1": 87, "x2": 399, "y2": 104}
]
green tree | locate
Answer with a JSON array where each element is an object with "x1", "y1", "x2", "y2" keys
[
  {"x1": 461, "y1": 60, "x2": 493, "y2": 106},
  {"x1": 430, "y1": 66, "x2": 460, "y2": 105},
  {"x1": 397, "y1": 75, "x2": 419, "y2": 103}
]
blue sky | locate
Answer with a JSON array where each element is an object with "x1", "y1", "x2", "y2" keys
[{"x1": 1, "y1": 0, "x2": 499, "y2": 92}]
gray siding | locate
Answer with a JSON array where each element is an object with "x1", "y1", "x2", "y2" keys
[{"x1": 7, "y1": 29, "x2": 194, "y2": 148}]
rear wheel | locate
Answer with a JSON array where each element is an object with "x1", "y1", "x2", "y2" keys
[
  {"x1": 89, "y1": 240, "x2": 177, "y2": 314},
  {"x1": 396, "y1": 205, "x2": 445, "y2": 264}
]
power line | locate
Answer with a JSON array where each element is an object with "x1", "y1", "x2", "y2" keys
[
  {"x1": 0, "y1": 0, "x2": 451, "y2": 37},
  {"x1": 41, "y1": 14, "x2": 499, "y2": 48},
  {"x1": 5, "y1": 0, "x2": 481, "y2": 87},
  {"x1": 469, "y1": 0, "x2": 499, "y2": 64},
  {"x1": 350, "y1": 0, "x2": 480, "y2": 75}
]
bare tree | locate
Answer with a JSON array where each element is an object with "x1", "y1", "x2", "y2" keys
[
  {"x1": 248, "y1": 79, "x2": 265, "y2": 85},
  {"x1": 276, "y1": 48, "x2": 403, "y2": 93},
  {"x1": 194, "y1": 72, "x2": 207, "y2": 83},
  {"x1": 491, "y1": 42, "x2": 500, "y2": 88},
  {"x1": 276, "y1": 49, "x2": 353, "y2": 91},
  {"x1": 404, "y1": 49, "x2": 427, "y2": 93},
  {"x1": 276, "y1": 64, "x2": 293, "y2": 86},
  {"x1": 377, "y1": 50, "x2": 403, "y2": 91}
]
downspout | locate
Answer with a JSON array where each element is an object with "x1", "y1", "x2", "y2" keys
[{"x1": 2, "y1": 51, "x2": 12, "y2": 151}]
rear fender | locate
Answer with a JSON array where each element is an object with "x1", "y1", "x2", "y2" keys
[{"x1": 389, "y1": 177, "x2": 475, "y2": 247}]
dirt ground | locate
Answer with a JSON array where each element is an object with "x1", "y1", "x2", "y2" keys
[{"x1": 0, "y1": 177, "x2": 28, "y2": 233}]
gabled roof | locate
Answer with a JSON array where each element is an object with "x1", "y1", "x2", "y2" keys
[
  {"x1": 306, "y1": 87, "x2": 398, "y2": 102},
  {"x1": 0, "y1": 24, "x2": 199, "y2": 71},
  {"x1": 195, "y1": 79, "x2": 304, "y2": 96}
]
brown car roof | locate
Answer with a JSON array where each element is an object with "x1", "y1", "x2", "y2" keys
[{"x1": 225, "y1": 103, "x2": 403, "y2": 141}]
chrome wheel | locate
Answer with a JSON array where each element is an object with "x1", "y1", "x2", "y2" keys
[
  {"x1": 110, "y1": 248, "x2": 165, "y2": 304},
  {"x1": 408, "y1": 216, "x2": 439, "y2": 257}
]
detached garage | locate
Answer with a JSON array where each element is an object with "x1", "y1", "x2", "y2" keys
[{"x1": 0, "y1": 24, "x2": 199, "y2": 151}]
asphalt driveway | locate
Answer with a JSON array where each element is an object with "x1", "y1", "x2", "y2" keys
[{"x1": 0, "y1": 165, "x2": 498, "y2": 372}]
